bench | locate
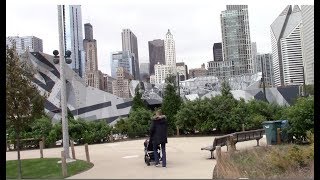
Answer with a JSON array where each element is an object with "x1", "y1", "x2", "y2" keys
[
  {"x1": 201, "y1": 129, "x2": 265, "y2": 159},
  {"x1": 201, "y1": 134, "x2": 229, "y2": 159},
  {"x1": 233, "y1": 129, "x2": 265, "y2": 146}
]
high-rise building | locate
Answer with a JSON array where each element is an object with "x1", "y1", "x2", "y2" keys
[
  {"x1": 154, "y1": 63, "x2": 175, "y2": 84},
  {"x1": 122, "y1": 29, "x2": 140, "y2": 80},
  {"x1": 301, "y1": 5, "x2": 314, "y2": 85},
  {"x1": 148, "y1": 39, "x2": 165, "y2": 75},
  {"x1": 164, "y1": 29, "x2": 176, "y2": 71},
  {"x1": 220, "y1": 5, "x2": 253, "y2": 76},
  {"x1": 189, "y1": 63, "x2": 207, "y2": 78},
  {"x1": 84, "y1": 23, "x2": 93, "y2": 40},
  {"x1": 83, "y1": 23, "x2": 103, "y2": 89},
  {"x1": 271, "y1": 5, "x2": 304, "y2": 86},
  {"x1": 111, "y1": 51, "x2": 134, "y2": 78},
  {"x1": 256, "y1": 53, "x2": 274, "y2": 87},
  {"x1": 112, "y1": 67, "x2": 133, "y2": 98},
  {"x1": 207, "y1": 60, "x2": 233, "y2": 77},
  {"x1": 176, "y1": 62, "x2": 188, "y2": 81},
  {"x1": 6, "y1": 36, "x2": 43, "y2": 54},
  {"x1": 102, "y1": 74, "x2": 115, "y2": 94},
  {"x1": 251, "y1": 42, "x2": 258, "y2": 73},
  {"x1": 61, "y1": 5, "x2": 86, "y2": 78},
  {"x1": 213, "y1": 43, "x2": 223, "y2": 62},
  {"x1": 140, "y1": 62, "x2": 150, "y2": 81}
]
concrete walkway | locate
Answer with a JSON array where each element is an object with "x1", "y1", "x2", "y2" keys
[{"x1": 6, "y1": 136, "x2": 266, "y2": 179}]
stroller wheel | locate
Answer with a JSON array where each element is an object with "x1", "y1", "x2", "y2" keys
[{"x1": 145, "y1": 156, "x2": 150, "y2": 166}]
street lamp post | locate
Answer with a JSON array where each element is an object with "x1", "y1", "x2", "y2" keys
[{"x1": 54, "y1": 5, "x2": 72, "y2": 159}]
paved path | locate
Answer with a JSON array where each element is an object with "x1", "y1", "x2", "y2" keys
[{"x1": 6, "y1": 136, "x2": 266, "y2": 179}]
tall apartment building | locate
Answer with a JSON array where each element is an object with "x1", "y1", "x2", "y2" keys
[
  {"x1": 220, "y1": 5, "x2": 253, "y2": 76},
  {"x1": 6, "y1": 36, "x2": 43, "y2": 54},
  {"x1": 59, "y1": 5, "x2": 86, "y2": 78},
  {"x1": 164, "y1": 29, "x2": 177, "y2": 71},
  {"x1": 86, "y1": 71, "x2": 104, "y2": 89},
  {"x1": 301, "y1": 5, "x2": 314, "y2": 85},
  {"x1": 189, "y1": 63, "x2": 207, "y2": 78},
  {"x1": 111, "y1": 51, "x2": 134, "y2": 78},
  {"x1": 112, "y1": 67, "x2": 133, "y2": 98},
  {"x1": 148, "y1": 39, "x2": 165, "y2": 75},
  {"x1": 271, "y1": 5, "x2": 304, "y2": 86},
  {"x1": 256, "y1": 53, "x2": 274, "y2": 87},
  {"x1": 122, "y1": 29, "x2": 140, "y2": 80},
  {"x1": 102, "y1": 74, "x2": 115, "y2": 94},
  {"x1": 213, "y1": 43, "x2": 223, "y2": 62},
  {"x1": 207, "y1": 60, "x2": 233, "y2": 77},
  {"x1": 176, "y1": 62, "x2": 188, "y2": 81}
]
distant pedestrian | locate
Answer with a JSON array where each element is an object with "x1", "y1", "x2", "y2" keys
[{"x1": 150, "y1": 109, "x2": 168, "y2": 167}]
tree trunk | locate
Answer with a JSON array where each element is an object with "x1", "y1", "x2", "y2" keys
[{"x1": 16, "y1": 132, "x2": 22, "y2": 179}]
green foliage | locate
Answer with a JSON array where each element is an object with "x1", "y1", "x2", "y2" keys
[
  {"x1": 305, "y1": 84, "x2": 314, "y2": 96},
  {"x1": 162, "y1": 74, "x2": 183, "y2": 135},
  {"x1": 221, "y1": 80, "x2": 232, "y2": 97},
  {"x1": 285, "y1": 97, "x2": 314, "y2": 142},
  {"x1": 127, "y1": 108, "x2": 153, "y2": 138},
  {"x1": 114, "y1": 118, "x2": 130, "y2": 134},
  {"x1": 30, "y1": 116, "x2": 52, "y2": 139},
  {"x1": 131, "y1": 85, "x2": 147, "y2": 111}
]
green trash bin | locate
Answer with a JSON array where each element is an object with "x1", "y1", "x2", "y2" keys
[{"x1": 262, "y1": 120, "x2": 282, "y2": 145}]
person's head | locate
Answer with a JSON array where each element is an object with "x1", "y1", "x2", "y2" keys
[{"x1": 155, "y1": 109, "x2": 162, "y2": 116}]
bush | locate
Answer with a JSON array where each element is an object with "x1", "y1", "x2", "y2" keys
[{"x1": 285, "y1": 97, "x2": 314, "y2": 143}]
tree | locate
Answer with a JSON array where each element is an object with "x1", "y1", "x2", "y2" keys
[
  {"x1": 285, "y1": 97, "x2": 314, "y2": 143},
  {"x1": 220, "y1": 80, "x2": 233, "y2": 97},
  {"x1": 161, "y1": 74, "x2": 183, "y2": 135},
  {"x1": 6, "y1": 47, "x2": 45, "y2": 179},
  {"x1": 131, "y1": 84, "x2": 147, "y2": 111}
]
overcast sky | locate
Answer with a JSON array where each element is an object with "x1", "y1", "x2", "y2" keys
[{"x1": 7, "y1": 0, "x2": 313, "y2": 75}]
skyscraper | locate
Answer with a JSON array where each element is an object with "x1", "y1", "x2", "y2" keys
[
  {"x1": 164, "y1": 29, "x2": 176, "y2": 71},
  {"x1": 213, "y1": 43, "x2": 223, "y2": 62},
  {"x1": 148, "y1": 39, "x2": 165, "y2": 75},
  {"x1": 6, "y1": 36, "x2": 43, "y2": 54},
  {"x1": 251, "y1": 42, "x2": 258, "y2": 73},
  {"x1": 271, "y1": 5, "x2": 304, "y2": 86},
  {"x1": 301, "y1": 5, "x2": 314, "y2": 85},
  {"x1": 111, "y1": 51, "x2": 134, "y2": 78},
  {"x1": 220, "y1": 5, "x2": 253, "y2": 76},
  {"x1": 83, "y1": 23, "x2": 103, "y2": 89},
  {"x1": 122, "y1": 29, "x2": 140, "y2": 80},
  {"x1": 256, "y1": 53, "x2": 274, "y2": 87},
  {"x1": 63, "y1": 5, "x2": 85, "y2": 78}
]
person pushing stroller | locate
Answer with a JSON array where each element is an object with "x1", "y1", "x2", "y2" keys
[{"x1": 149, "y1": 109, "x2": 168, "y2": 167}]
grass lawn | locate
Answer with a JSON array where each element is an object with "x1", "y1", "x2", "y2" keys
[{"x1": 6, "y1": 158, "x2": 94, "y2": 179}]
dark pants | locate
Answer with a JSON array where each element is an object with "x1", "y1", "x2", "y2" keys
[{"x1": 153, "y1": 143, "x2": 166, "y2": 167}]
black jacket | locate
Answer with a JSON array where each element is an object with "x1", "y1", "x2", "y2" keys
[{"x1": 150, "y1": 115, "x2": 168, "y2": 145}]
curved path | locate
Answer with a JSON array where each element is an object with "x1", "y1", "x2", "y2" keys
[{"x1": 6, "y1": 136, "x2": 266, "y2": 179}]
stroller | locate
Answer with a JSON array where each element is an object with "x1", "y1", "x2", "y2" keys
[{"x1": 144, "y1": 139, "x2": 161, "y2": 166}]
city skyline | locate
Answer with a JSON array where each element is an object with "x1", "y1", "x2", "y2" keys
[{"x1": 6, "y1": 0, "x2": 313, "y2": 75}]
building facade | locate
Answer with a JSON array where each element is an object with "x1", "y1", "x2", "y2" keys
[
  {"x1": 102, "y1": 73, "x2": 115, "y2": 94},
  {"x1": 111, "y1": 51, "x2": 134, "y2": 79},
  {"x1": 220, "y1": 5, "x2": 253, "y2": 76},
  {"x1": 86, "y1": 70, "x2": 104, "y2": 89},
  {"x1": 140, "y1": 62, "x2": 150, "y2": 81},
  {"x1": 164, "y1": 29, "x2": 177, "y2": 72},
  {"x1": 213, "y1": 43, "x2": 223, "y2": 62},
  {"x1": 6, "y1": 36, "x2": 43, "y2": 54},
  {"x1": 61, "y1": 5, "x2": 86, "y2": 78},
  {"x1": 271, "y1": 5, "x2": 304, "y2": 86},
  {"x1": 122, "y1": 29, "x2": 140, "y2": 80},
  {"x1": 176, "y1": 62, "x2": 188, "y2": 81},
  {"x1": 256, "y1": 53, "x2": 274, "y2": 87},
  {"x1": 251, "y1": 42, "x2": 258, "y2": 73},
  {"x1": 301, "y1": 5, "x2": 314, "y2": 85},
  {"x1": 154, "y1": 63, "x2": 174, "y2": 84},
  {"x1": 148, "y1": 39, "x2": 165, "y2": 75},
  {"x1": 189, "y1": 63, "x2": 207, "y2": 78},
  {"x1": 207, "y1": 60, "x2": 233, "y2": 78},
  {"x1": 112, "y1": 67, "x2": 133, "y2": 98}
]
